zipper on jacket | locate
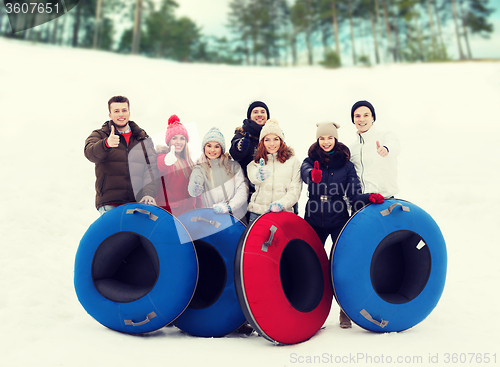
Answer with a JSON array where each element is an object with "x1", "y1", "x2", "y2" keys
[
  {"x1": 321, "y1": 165, "x2": 328, "y2": 227},
  {"x1": 359, "y1": 134, "x2": 366, "y2": 193},
  {"x1": 271, "y1": 154, "x2": 276, "y2": 204}
]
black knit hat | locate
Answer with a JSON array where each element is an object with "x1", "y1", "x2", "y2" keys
[
  {"x1": 351, "y1": 100, "x2": 376, "y2": 123},
  {"x1": 247, "y1": 101, "x2": 270, "y2": 119}
]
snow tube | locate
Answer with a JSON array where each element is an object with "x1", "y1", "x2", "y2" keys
[
  {"x1": 235, "y1": 212, "x2": 333, "y2": 344},
  {"x1": 74, "y1": 203, "x2": 198, "y2": 334},
  {"x1": 174, "y1": 209, "x2": 247, "y2": 337},
  {"x1": 331, "y1": 199, "x2": 447, "y2": 332}
]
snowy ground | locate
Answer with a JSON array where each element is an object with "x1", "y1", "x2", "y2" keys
[{"x1": 1, "y1": 37, "x2": 499, "y2": 367}]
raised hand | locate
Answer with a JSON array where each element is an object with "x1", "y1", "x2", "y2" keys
[
  {"x1": 164, "y1": 145, "x2": 177, "y2": 166},
  {"x1": 376, "y1": 141, "x2": 388, "y2": 157},
  {"x1": 311, "y1": 161, "x2": 323, "y2": 183},
  {"x1": 256, "y1": 158, "x2": 271, "y2": 181},
  {"x1": 237, "y1": 132, "x2": 250, "y2": 152},
  {"x1": 107, "y1": 125, "x2": 120, "y2": 148}
]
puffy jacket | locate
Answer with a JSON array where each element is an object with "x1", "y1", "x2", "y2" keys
[
  {"x1": 301, "y1": 148, "x2": 370, "y2": 228},
  {"x1": 247, "y1": 153, "x2": 302, "y2": 215},
  {"x1": 188, "y1": 159, "x2": 249, "y2": 220},
  {"x1": 84, "y1": 120, "x2": 158, "y2": 209},
  {"x1": 155, "y1": 147, "x2": 199, "y2": 217},
  {"x1": 348, "y1": 125, "x2": 400, "y2": 198},
  {"x1": 229, "y1": 119, "x2": 263, "y2": 179}
]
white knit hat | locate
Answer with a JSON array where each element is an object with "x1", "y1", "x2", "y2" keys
[
  {"x1": 259, "y1": 119, "x2": 284, "y2": 141},
  {"x1": 316, "y1": 122, "x2": 340, "y2": 140}
]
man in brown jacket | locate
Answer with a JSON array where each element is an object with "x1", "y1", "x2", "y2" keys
[{"x1": 84, "y1": 96, "x2": 159, "y2": 214}]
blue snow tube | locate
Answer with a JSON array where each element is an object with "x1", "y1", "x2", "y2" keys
[
  {"x1": 174, "y1": 209, "x2": 247, "y2": 337},
  {"x1": 74, "y1": 203, "x2": 198, "y2": 334},
  {"x1": 331, "y1": 199, "x2": 447, "y2": 332}
]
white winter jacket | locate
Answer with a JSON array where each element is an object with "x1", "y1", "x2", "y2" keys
[
  {"x1": 348, "y1": 125, "x2": 400, "y2": 198},
  {"x1": 247, "y1": 153, "x2": 302, "y2": 215},
  {"x1": 188, "y1": 159, "x2": 249, "y2": 220}
]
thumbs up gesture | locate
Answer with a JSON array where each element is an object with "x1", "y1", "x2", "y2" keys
[
  {"x1": 311, "y1": 161, "x2": 323, "y2": 183},
  {"x1": 376, "y1": 141, "x2": 388, "y2": 157},
  {"x1": 107, "y1": 125, "x2": 120, "y2": 148},
  {"x1": 256, "y1": 158, "x2": 271, "y2": 182},
  {"x1": 164, "y1": 145, "x2": 177, "y2": 166},
  {"x1": 237, "y1": 132, "x2": 250, "y2": 152}
]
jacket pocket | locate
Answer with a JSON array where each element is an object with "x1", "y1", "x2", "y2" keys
[{"x1": 97, "y1": 175, "x2": 106, "y2": 194}]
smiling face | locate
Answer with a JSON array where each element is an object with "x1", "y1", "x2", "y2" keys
[
  {"x1": 263, "y1": 134, "x2": 281, "y2": 154},
  {"x1": 108, "y1": 102, "x2": 130, "y2": 131},
  {"x1": 250, "y1": 107, "x2": 268, "y2": 125},
  {"x1": 204, "y1": 141, "x2": 222, "y2": 160},
  {"x1": 353, "y1": 106, "x2": 374, "y2": 134},
  {"x1": 169, "y1": 134, "x2": 187, "y2": 153},
  {"x1": 318, "y1": 135, "x2": 336, "y2": 152}
]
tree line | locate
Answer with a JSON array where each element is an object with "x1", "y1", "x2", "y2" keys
[{"x1": 0, "y1": 0, "x2": 495, "y2": 67}]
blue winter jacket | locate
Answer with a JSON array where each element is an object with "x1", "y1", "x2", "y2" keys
[{"x1": 301, "y1": 147, "x2": 370, "y2": 228}]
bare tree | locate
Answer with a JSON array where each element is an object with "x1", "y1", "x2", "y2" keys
[
  {"x1": 93, "y1": 0, "x2": 103, "y2": 49},
  {"x1": 132, "y1": 0, "x2": 143, "y2": 54},
  {"x1": 451, "y1": 0, "x2": 466, "y2": 59}
]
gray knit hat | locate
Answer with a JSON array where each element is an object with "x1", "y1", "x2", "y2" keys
[
  {"x1": 202, "y1": 127, "x2": 226, "y2": 152},
  {"x1": 316, "y1": 122, "x2": 340, "y2": 140}
]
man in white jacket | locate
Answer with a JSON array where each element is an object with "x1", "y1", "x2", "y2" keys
[{"x1": 348, "y1": 100, "x2": 400, "y2": 198}]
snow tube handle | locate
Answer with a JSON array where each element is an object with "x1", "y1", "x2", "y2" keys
[
  {"x1": 261, "y1": 225, "x2": 277, "y2": 252},
  {"x1": 190, "y1": 216, "x2": 221, "y2": 228},
  {"x1": 125, "y1": 208, "x2": 158, "y2": 221},
  {"x1": 360, "y1": 309, "x2": 389, "y2": 328},
  {"x1": 124, "y1": 311, "x2": 157, "y2": 327},
  {"x1": 380, "y1": 203, "x2": 410, "y2": 217}
]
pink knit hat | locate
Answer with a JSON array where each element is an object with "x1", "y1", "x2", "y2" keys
[{"x1": 165, "y1": 115, "x2": 189, "y2": 144}]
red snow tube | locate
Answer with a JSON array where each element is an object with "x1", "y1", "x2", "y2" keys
[{"x1": 235, "y1": 212, "x2": 333, "y2": 344}]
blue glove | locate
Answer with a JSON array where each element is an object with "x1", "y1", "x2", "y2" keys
[
  {"x1": 189, "y1": 183, "x2": 204, "y2": 197},
  {"x1": 256, "y1": 158, "x2": 271, "y2": 181},
  {"x1": 237, "y1": 132, "x2": 250, "y2": 152},
  {"x1": 269, "y1": 202, "x2": 283, "y2": 213},
  {"x1": 213, "y1": 202, "x2": 231, "y2": 214}
]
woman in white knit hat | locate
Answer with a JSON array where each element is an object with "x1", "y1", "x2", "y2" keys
[
  {"x1": 188, "y1": 127, "x2": 249, "y2": 221},
  {"x1": 246, "y1": 119, "x2": 302, "y2": 222}
]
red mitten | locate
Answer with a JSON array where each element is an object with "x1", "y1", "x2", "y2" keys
[
  {"x1": 369, "y1": 193, "x2": 385, "y2": 204},
  {"x1": 311, "y1": 161, "x2": 323, "y2": 183}
]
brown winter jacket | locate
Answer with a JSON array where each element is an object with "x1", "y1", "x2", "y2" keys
[{"x1": 84, "y1": 120, "x2": 159, "y2": 209}]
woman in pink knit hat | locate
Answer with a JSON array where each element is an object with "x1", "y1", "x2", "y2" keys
[{"x1": 155, "y1": 114, "x2": 200, "y2": 216}]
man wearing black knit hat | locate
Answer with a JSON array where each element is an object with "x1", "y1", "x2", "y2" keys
[
  {"x1": 348, "y1": 100, "x2": 401, "y2": 198},
  {"x1": 230, "y1": 101, "x2": 270, "y2": 180}
]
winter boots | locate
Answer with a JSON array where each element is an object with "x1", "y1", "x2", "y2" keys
[{"x1": 339, "y1": 309, "x2": 352, "y2": 329}]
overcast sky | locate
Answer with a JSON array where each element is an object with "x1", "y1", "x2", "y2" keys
[{"x1": 174, "y1": 0, "x2": 500, "y2": 60}]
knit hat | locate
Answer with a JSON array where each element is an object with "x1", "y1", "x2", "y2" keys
[
  {"x1": 316, "y1": 122, "x2": 340, "y2": 140},
  {"x1": 259, "y1": 119, "x2": 284, "y2": 141},
  {"x1": 247, "y1": 101, "x2": 270, "y2": 119},
  {"x1": 351, "y1": 100, "x2": 376, "y2": 123},
  {"x1": 165, "y1": 114, "x2": 189, "y2": 144},
  {"x1": 202, "y1": 127, "x2": 226, "y2": 152}
]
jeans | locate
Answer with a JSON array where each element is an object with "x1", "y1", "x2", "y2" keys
[
  {"x1": 248, "y1": 212, "x2": 259, "y2": 223},
  {"x1": 98, "y1": 205, "x2": 116, "y2": 215}
]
